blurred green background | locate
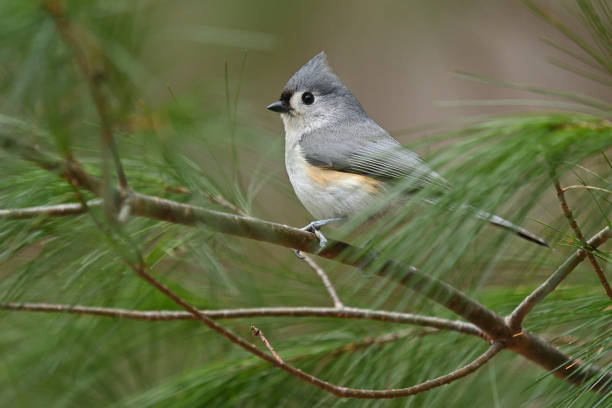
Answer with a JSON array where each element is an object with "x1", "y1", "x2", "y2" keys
[{"x1": 0, "y1": 1, "x2": 611, "y2": 407}]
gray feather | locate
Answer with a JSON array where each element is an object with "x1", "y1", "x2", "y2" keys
[{"x1": 299, "y1": 118, "x2": 450, "y2": 192}]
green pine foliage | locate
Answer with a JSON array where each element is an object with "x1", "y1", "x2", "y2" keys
[{"x1": 0, "y1": 1, "x2": 611, "y2": 407}]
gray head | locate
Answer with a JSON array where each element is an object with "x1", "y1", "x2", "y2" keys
[{"x1": 267, "y1": 52, "x2": 366, "y2": 133}]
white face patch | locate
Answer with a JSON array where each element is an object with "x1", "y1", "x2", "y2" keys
[{"x1": 281, "y1": 91, "x2": 333, "y2": 146}]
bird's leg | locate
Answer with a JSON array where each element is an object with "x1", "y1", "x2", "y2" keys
[{"x1": 294, "y1": 217, "x2": 344, "y2": 258}]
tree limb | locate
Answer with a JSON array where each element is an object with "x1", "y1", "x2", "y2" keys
[{"x1": 0, "y1": 302, "x2": 485, "y2": 338}]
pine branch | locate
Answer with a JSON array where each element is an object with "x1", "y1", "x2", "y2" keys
[
  {"x1": 1, "y1": 131, "x2": 611, "y2": 392},
  {"x1": 522, "y1": 0, "x2": 612, "y2": 73},
  {"x1": 0, "y1": 302, "x2": 485, "y2": 338}
]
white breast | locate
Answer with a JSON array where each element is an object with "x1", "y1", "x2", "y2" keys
[{"x1": 284, "y1": 138, "x2": 384, "y2": 220}]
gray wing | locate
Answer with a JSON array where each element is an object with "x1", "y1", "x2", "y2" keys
[{"x1": 299, "y1": 119, "x2": 449, "y2": 192}]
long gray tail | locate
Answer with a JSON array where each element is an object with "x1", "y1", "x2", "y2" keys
[
  {"x1": 470, "y1": 206, "x2": 549, "y2": 247},
  {"x1": 424, "y1": 199, "x2": 549, "y2": 247}
]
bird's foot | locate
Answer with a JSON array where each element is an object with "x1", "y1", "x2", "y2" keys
[{"x1": 294, "y1": 217, "x2": 343, "y2": 258}]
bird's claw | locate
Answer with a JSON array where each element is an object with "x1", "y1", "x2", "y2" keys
[
  {"x1": 293, "y1": 218, "x2": 342, "y2": 257},
  {"x1": 294, "y1": 224, "x2": 327, "y2": 256},
  {"x1": 311, "y1": 228, "x2": 328, "y2": 252}
]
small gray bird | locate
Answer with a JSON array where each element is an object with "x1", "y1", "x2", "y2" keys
[{"x1": 267, "y1": 52, "x2": 547, "y2": 249}]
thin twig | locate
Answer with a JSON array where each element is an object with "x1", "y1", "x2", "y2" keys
[
  {"x1": 0, "y1": 199, "x2": 101, "y2": 220},
  {"x1": 554, "y1": 181, "x2": 612, "y2": 301},
  {"x1": 0, "y1": 302, "x2": 486, "y2": 338},
  {"x1": 251, "y1": 325, "x2": 284, "y2": 363},
  {"x1": 561, "y1": 185, "x2": 612, "y2": 194},
  {"x1": 43, "y1": 0, "x2": 128, "y2": 191},
  {"x1": 508, "y1": 226, "x2": 611, "y2": 329},
  {"x1": 302, "y1": 254, "x2": 344, "y2": 308}
]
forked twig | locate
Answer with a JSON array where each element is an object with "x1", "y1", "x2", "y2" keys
[
  {"x1": 554, "y1": 181, "x2": 612, "y2": 301},
  {"x1": 251, "y1": 325, "x2": 284, "y2": 363},
  {"x1": 508, "y1": 226, "x2": 611, "y2": 329}
]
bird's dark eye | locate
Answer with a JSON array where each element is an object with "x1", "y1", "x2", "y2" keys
[{"x1": 301, "y1": 92, "x2": 314, "y2": 105}]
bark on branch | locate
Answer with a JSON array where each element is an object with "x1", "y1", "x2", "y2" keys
[
  {"x1": 0, "y1": 200, "x2": 99, "y2": 220},
  {"x1": 0, "y1": 302, "x2": 485, "y2": 338}
]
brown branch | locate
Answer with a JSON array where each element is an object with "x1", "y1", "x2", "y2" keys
[
  {"x1": 251, "y1": 325, "x2": 284, "y2": 363},
  {"x1": 561, "y1": 185, "x2": 612, "y2": 195},
  {"x1": 99, "y1": 191, "x2": 516, "y2": 340},
  {"x1": 2, "y1": 132, "x2": 611, "y2": 392},
  {"x1": 43, "y1": 0, "x2": 128, "y2": 191},
  {"x1": 0, "y1": 302, "x2": 486, "y2": 338},
  {"x1": 508, "y1": 226, "x2": 611, "y2": 329},
  {"x1": 302, "y1": 254, "x2": 344, "y2": 308},
  {"x1": 0, "y1": 200, "x2": 100, "y2": 220},
  {"x1": 554, "y1": 181, "x2": 612, "y2": 301}
]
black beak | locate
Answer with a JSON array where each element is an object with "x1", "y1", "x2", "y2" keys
[{"x1": 266, "y1": 100, "x2": 290, "y2": 113}]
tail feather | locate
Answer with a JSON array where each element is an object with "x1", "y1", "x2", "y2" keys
[
  {"x1": 423, "y1": 198, "x2": 550, "y2": 247},
  {"x1": 422, "y1": 198, "x2": 549, "y2": 247},
  {"x1": 472, "y1": 208, "x2": 550, "y2": 247}
]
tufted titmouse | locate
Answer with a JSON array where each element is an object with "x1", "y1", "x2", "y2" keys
[{"x1": 267, "y1": 52, "x2": 547, "y2": 250}]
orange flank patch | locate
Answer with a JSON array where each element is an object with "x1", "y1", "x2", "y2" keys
[{"x1": 305, "y1": 163, "x2": 383, "y2": 193}]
